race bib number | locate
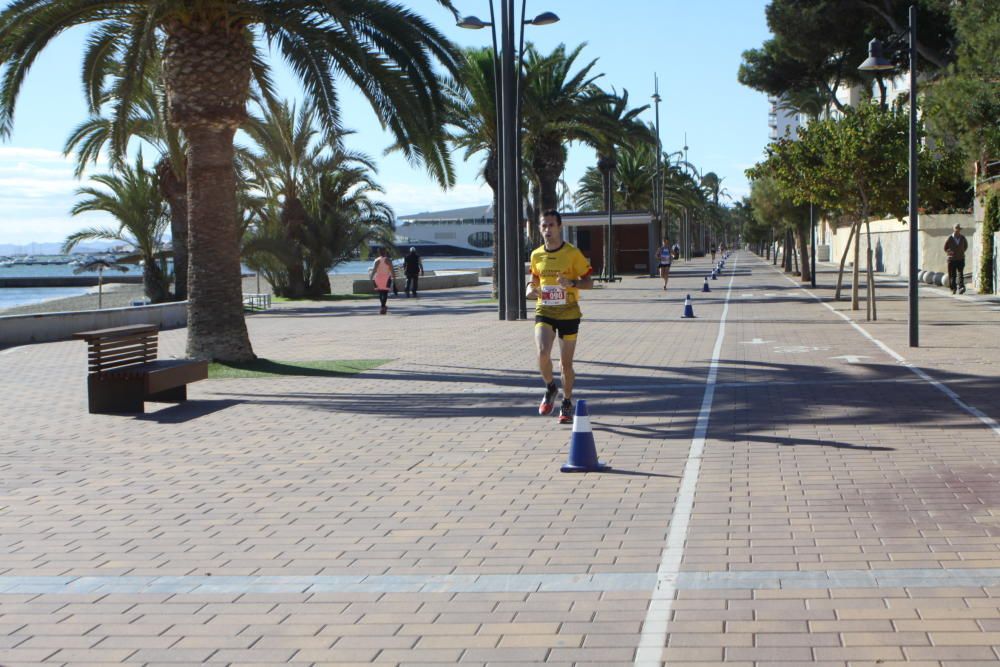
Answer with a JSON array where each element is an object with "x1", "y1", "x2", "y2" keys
[{"x1": 541, "y1": 285, "x2": 567, "y2": 306}]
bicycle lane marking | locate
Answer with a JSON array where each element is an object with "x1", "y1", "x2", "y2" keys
[
  {"x1": 772, "y1": 262, "x2": 1000, "y2": 439},
  {"x1": 633, "y1": 254, "x2": 739, "y2": 666}
]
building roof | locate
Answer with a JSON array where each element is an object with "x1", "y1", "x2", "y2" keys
[{"x1": 398, "y1": 204, "x2": 493, "y2": 222}]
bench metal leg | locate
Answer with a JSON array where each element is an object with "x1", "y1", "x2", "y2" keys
[{"x1": 147, "y1": 385, "x2": 187, "y2": 403}]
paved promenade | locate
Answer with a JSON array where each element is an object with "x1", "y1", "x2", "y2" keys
[{"x1": 3, "y1": 251, "x2": 1000, "y2": 665}]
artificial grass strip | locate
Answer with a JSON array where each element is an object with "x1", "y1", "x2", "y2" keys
[
  {"x1": 208, "y1": 358, "x2": 390, "y2": 379},
  {"x1": 272, "y1": 293, "x2": 374, "y2": 302}
]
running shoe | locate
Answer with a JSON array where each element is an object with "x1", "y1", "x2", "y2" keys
[
  {"x1": 539, "y1": 383, "x2": 558, "y2": 416},
  {"x1": 558, "y1": 398, "x2": 575, "y2": 424}
]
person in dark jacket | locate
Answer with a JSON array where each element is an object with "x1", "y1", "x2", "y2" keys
[
  {"x1": 403, "y1": 247, "x2": 425, "y2": 297},
  {"x1": 944, "y1": 223, "x2": 968, "y2": 294}
]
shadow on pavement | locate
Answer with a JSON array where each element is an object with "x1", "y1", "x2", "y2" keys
[{"x1": 134, "y1": 399, "x2": 240, "y2": 423}]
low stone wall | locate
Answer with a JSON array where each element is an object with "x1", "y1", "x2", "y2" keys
[
  {"x1": 352, "y1": 270, "x2": 481, "y2": 294},
  {"x1": 828, "y1": 213, "x2": 976, "y2": 279},
  {"x1": 0, "y1": 302, "x2": 187, "y2": 346}
]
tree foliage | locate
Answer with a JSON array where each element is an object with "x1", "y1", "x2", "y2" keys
[{"x1": 925, "y1": 0, "x2": 1000, "y2": 169}]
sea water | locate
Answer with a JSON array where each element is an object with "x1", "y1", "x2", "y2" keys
[{"x1": 0, "y1": 257, "x2": 491, "y2": 310}]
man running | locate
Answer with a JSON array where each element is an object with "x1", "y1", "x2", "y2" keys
[{"x1": 526, "y1": 210, "x2": 593, "y2": 424}]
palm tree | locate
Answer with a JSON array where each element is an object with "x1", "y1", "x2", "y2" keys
[
  {"x1": 574, "y1": 141, "x2": 657, "y2": 212},
  {"x1": 63, "y1": 154, "x2": 171, "y2": 303},
  {"x1": 242, "y1": 145, "x2": 392, "y2": 298},
  {"x1": 0, "y1": 1, "x2": 460, "y2": 362},
  {"x1": 521, "y1": 44, "x2": 607, "y2": 228},
  {"x1": 444, "y1": 47, "x2": 500, "y2": 294},
  {"x1": 242, "y1": 100, "x2": 329, "y2": 297},
  {"x1": 63, "y1": 51, "x2": 192, "y2": 301},
  {"x1": 72, "y1": 258, "x2": 130, "y2": 310}
]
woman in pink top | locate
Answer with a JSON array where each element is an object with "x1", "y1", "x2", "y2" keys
[{"x1": 370, "y1": 247, "x2": 394, "y2": 314}]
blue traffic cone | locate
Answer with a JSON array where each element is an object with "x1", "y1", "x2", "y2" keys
[
  {"x1": 682, "y1": 294, "x2": 696, "y2": 318},
  {"x1": 711, "y1": 269, "x2": 718, "y2": 280},
  {"x1": 560, "y1": 400, "x2": 609, "y2": 473},
  {"x1": 702, "y1": 276, "x2": 711, "y2": 293}
]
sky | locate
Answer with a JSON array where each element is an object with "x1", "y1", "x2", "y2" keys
[{"x1": 0, "y1": 0, "x2": 773, "y2": 245}]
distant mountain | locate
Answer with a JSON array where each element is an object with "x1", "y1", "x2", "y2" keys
[{"x1": 0, "y1": 241, "x2": 118, "y2": 255}]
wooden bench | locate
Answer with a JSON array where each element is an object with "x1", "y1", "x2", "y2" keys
[{"x1": 73, "y1": 324, "x2": 208, "y2": 414}]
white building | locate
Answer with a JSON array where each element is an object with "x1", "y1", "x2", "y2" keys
[{"x1": 768, "y1": 95, "x2": 802, "y2": 141}]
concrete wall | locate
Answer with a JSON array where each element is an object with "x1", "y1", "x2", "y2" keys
[
  {"x1": 828, "y1": 213, "x2": 976, "y2": 279},
  {"x1": 0, "y1": 302, "x2": 187, "y2": 346},
  {"x1": 352, "y1": 270, "x2": 481, "y2": 294}
]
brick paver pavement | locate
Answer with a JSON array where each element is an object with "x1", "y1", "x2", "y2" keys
[{"x1": 3, "y1": 251, "x2": 1000, "y2": 665}]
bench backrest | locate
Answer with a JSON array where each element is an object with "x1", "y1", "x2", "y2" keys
[{"x1": 73, "y1": 324, "x2": 158, "y2": 375}]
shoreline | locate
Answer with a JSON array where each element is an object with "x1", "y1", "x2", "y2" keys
[{"x1": 0, "y1": 274, "x2": 366, "y2": 317}]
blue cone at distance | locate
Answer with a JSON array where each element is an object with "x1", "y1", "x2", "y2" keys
[
  {"x1": 682, "y1": 294, "x2": 696, "y2": 318},
  {"x1": 702, "y1": 276, "x2": 711, "y2": 293},
  {"x1": 560, "y1": 400, "x2": 609, "y2": 473}
]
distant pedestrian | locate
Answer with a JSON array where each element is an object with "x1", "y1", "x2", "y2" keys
[
  {"x1": 403, "y1": 246, "x2": 425, "y2": 297},
  {"x1": 369, "y1": 247, "x2": 394, "y2": 314},
  {"x1": 944, "y1": 223, "x2": 968, "y2": 294},
  {"x1": 657, "y1": 238, "x2": 673, "y2": 290},
  {"x1": 671, "y1": 241, "x2": 680, "y2": 260},
  {"x1": 710, "y1": 243, "x2": 717, "y2": 262}
]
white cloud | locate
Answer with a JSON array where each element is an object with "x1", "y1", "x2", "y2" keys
[{"x1": 0, "y1": 146, "x2": 111, "y2": 243}]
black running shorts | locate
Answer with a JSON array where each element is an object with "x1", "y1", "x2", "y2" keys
[{"x1": 534, "y1": 315, "x2": 580, "y2": 340}]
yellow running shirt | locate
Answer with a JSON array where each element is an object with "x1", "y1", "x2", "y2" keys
[{"x1": 529, "y1": 242, "x2": 592, "y2": 320}]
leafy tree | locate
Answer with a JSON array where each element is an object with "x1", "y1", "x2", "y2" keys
[
  {"x1": 749, "y1": 173, "x2": 811, "y2": 280},
  {"x1": 748, "y1": 101, "x2": 962, "y2": 317},
  {"x1": 63, "y1": 154, "x2": 170, "y2": 303},
  {"x1": 739, "y1": 0, "x2": 954, "y2": 111},
  {"x1": 925, "y1": 0, "x2": 1000, "y2": 172},
  {"x1": 0, "y1": 0, "x2": 460, "y2": 362}
]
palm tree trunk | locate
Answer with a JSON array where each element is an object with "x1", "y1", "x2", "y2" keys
[
  {"x1": 143, "y1": 260, "x2": 169, "y2": 304},
  {"x1": 185, "y1": 126, "x2": 254, "y2": 362},
  {"x1": 157, "y1": 158, "x2": 188, "y2": 301}
]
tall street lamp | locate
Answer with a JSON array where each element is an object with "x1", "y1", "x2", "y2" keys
[
  {"x1": 651, "y1": 75, "x2": 662, "y2": 278},
  {"x1": 858, "y1": 4, "x2": 918, "y2": 347},
  {"x1": 458, "y1": 3, "x2": 559, "y2": 321}
]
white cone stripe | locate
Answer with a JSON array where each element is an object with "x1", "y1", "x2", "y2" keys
[
  {"x1": 634, "y1": 255, "x2": 737, "y2": 666},
  {"x1": 572, "y1": 415, "x2": 592, "y2": 433}
]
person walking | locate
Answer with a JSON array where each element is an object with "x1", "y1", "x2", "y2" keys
[
  {"x1": 710, "y1": 243, "x2": 717, "y2": 262},
  {"x1": 657, "y1": 238, "x2": 673, "y2": 290},
  {"x1": 403, "y1": 247, "x2": 425, "y2": 298},
  {"x1": 944, "y1": 223, "x2": 968, "y2": 294},
  {"x1": 369, "y1": 247, "x2": 394, "y2": 314},
  {"x1": 671, "y1": 240, "x2": 680, "y2": 261},
  {"x1": 526, "y1": 210, "x2": 593, "y2": 424}
]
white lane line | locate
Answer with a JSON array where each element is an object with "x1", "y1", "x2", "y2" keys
[
  {"x1": 634, "y1": 255, "x2": 738, "y2": 666},
  {"x1": 772, "y1": 261, "x2": 1000, "y2": 439}
]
